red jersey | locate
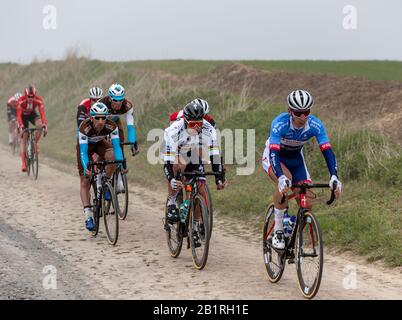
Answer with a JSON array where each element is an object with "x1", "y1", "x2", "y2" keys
[
  {"x1": 7, "y1": 96, "x2": 18, "y2": 109},
  {"x1": 17, "y1": 96, "x2": 47, "y2": 128},
  {"x1": 76, "y1": 98, "x2": 92, "y2": 127},
  {"x1": 169, "y1": 109, "x2": 215, "y2": 127}
]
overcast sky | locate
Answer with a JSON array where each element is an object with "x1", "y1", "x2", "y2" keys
[{"x1": 1, "y1": 0, "x2": 401, "y2": 63}]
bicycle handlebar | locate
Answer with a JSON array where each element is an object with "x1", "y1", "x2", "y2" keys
[{"x1": 279, "y1": 181, "x2": 337, "y2": 205}]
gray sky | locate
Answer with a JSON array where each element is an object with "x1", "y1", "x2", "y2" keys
[{"x1": 1, "y1": 0, "x2": 401, "y2": 63}]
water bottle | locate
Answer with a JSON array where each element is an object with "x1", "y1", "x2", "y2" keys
[
  {"x1": 283, "y1": 213, "x2": 296, "y2": 237},
  {"x1": 179, "y1": 199, "x2": 190, "y2": 222}
]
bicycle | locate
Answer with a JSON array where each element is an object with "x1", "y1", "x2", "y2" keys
[
  {"x1": 23, "y1": 128, "x2": 44, "y2": 180},
  {"x1": 88, "y1": 159, "x2": 124, "y2": 245},
  {"x1": 262, "y1": 181, "x2": 337, "y2": 299},
  {"x1": 9, "y1": 119, "x2": 20, "y2": 155},
  {"x1": 164, "y1": 170, "x2": 220, "y2": 270},
  {"x1": 111, "y1": 142, "x2": 139, "y2": 220}
]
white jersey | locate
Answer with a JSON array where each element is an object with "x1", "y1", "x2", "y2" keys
[{"x1": 163, "y1": 118, "x2": 219, "y2": 162}]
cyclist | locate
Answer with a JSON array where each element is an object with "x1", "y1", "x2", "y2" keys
[
  {"x1": 98, "y1": 83, "x2": 138, "y2": 158},
  {"x1": 76, "y1": 86, "x2": 103, "y2": 127},
  {"x1": 163, "y1": 101, "x2": 226, "y2": 244},
  {"x1": 6, "y1": 92, "x2": 22, "y2": 145},
  {"x1": 77, "y1": 102, "x2": 124, "y2": 231},
  {"x1": 17, "y1": 86, "x2": 48, "y2": 172},
  {"x1": 262, "y1": 89, "x2": 342, "y2": 250},
  {"x1": 169, "y1": 98, "x2": 216, "y2": 127}
]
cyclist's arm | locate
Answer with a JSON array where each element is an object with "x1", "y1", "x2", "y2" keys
[
  {"x1": 268, "y1": 121, "x2": 284, "y2": 178},
  {"x1": 110, "y1": 127, "x2": 124, "y2": 161},
  {"x1": 315, "y1": 120, "x2": 338, "y2": 177},
  {"x1": 16, "y1": 103, "x2": 24, "y2": 128},
  {"x1": 38, "y1": 101, "x2": 47, "y2": 125},
  {"x1": 207, "y1": 126, "x2": 224, "y2": 183},
  {"x1": 125, "y1": 107, "x2": 136, "y2": 144},
  {"x1": 76, "y1": 105, "x2": 87, "y2": 128},
  {"x1": 163, "y1": 127, "x2": 177, "y2": 182},
  {"x1": 78, "y1": 131, "x2": 90, "y2": 175}
]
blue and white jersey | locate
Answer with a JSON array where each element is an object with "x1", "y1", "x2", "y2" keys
[{"x1": 267, "y1": 112, "x2": 332, "y2": 157}]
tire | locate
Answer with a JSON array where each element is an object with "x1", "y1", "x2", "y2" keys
[
  {"x1": 26, "y1": 142, "x2": 31, "y2": 177},
  {"x1": 164, "y1": 192, "x2": 183, "y2": 258},
  {"x1": 204, "y1": 183, "x2": 213, "y2": 239},
  {"x1": 102, "y1": 181, "x2": 119, "y2": 245},
  {"x1": 91, "y1": 180, "x2": 100, "y2": 237},
  {"x1": 296, "y1": 211, "x2": 323, "y2": 299},
  {"x1": 114, "y1": 170, "x2": 129, "y2": 220},
  {"x1": 32, "y1": 152, "x2": 39, "y2": 180},
  {"x1": 263, "y1": 204, "x2": 286, "y2": 283},
  {"x1": 189, "y1": 194, "x2": 210, "y2": 270}
]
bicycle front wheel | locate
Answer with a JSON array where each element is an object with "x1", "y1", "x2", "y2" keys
[
  {"x1": 164, "y1": 192, "x2": 183, "y2": 258},
  {"x1": 102, "y1": 181, "x2": 119, "y2": 245},
  {"x1": 114, "y1": 170, "x2": 129, "y2": 220},
  {"x1": 190, "y1": 194, "x2": 210, "y2": 270},
  {"x1": 204, "y1": 183, "x2": 213, "y2": 239},
  {"x1": 32, "y1": 152, "x2": 39, "y2": 180},
  {"x1": 296, "y1": 211, "x2": 323, "y2": 299},
  {"x1": 263, "y1": 204, "x2": 286, "y2": 283},
  {"x1": 91, "y1": 181, "x2": 100, "y2": 236}
]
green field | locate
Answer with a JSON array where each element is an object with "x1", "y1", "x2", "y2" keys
[{"x1": 0, "y1": 58, "x2": 400, "y2": 267}]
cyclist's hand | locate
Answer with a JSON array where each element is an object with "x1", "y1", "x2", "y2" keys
[
  {"x1": 170, "y1": 178, "x2": 182, "y2": 191},
  {"x1": 131, "y1": 142, "x2": 139, "y2": 156},
  {"x1": 216, "y1": 179, "x2": 227, "y2": 190},
  {"x1": 329, "y1": 175, "x2": 342, "y2": 199},
  {"x1": 278, "y1": 175, "x2": 291, "y2": 194},
  {"x1": 42, "y1": 124, "x2": 48, "y2": 136},
  {"x1": 85, "y1": 169, "x2": 92, "y2": 177}
]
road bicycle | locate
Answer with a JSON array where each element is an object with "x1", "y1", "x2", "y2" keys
[
  {"x1": 23, "y1": 128, "x2": 44, "y2": 180},
  {"x1": 89, "y1": 159, "x2": 124, "y2": 245},
  {"x1": 263, "y1": 181, "x2": 337, "y2": 299}
]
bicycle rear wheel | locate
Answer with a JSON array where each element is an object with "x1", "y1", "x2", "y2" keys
[
  {"x1": 296, "y1": 211, "x2": 323, "y2": 299},
  {"x1": 263, "y1": 204, "x2": 286, "y2": 283},
  {"x1": 190, "y1": 194, "x2": 210, "y2": 270},
  {"x1": 114, "y1": 170, "x2": 129, "y2": 220},
  {"x1": 102, "y1": 181, "x2": 119, "y2": 245},
  {"x1": 164, "y1": 192, "x2": 183, "y2": 258}
]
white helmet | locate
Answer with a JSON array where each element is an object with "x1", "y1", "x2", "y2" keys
[
  {"x1": 287, "y1": 90, "x2": 313, "y2": 111},
  {"x1": 191, "y1": 98, "x2": 210, "y2": 114},
  {"x1": 89, "y1": 102, "x2": 109, "y2": 117},
  {"x1": 89, "y1": 86, "x2": 103, "y2": 100},
  {"x1": 108, "y1": 83, "x2": 125, "y2": 101},
  {"x1": 14, "y1": 92, "x2": 23, "y2": 101}
]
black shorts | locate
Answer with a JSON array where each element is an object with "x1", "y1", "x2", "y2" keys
[
  {"x1": 7, "y1": 106, "x2": 16, "y2": 122},
  {"x1": 22, "y1": 112, "x2": 40, "y2": 128}
]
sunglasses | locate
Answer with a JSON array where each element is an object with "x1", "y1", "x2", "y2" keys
[
  {"x1": 186, "y1": 120, "x2": 203, "y2": 129},
  {"x1": 94, "y1": 116, "x2": 107, "y2": 121},
  {"x1": 27, "y1": 95, "x2": 34, "y2": 98},
  {"x1": 292, "y1": 110, "x2": 310, "y2": 118}
]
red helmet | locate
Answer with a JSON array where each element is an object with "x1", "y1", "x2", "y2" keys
[{"x1": 25, "y1": 85, "x2": 37, "y2": 98}]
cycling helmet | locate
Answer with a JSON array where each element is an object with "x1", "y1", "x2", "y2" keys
[
  {"x1": 25, "y1": 85, "x2": 37, "y2": 97},
  {"x1": 14, "y1": 92, "x2": 23, "y2": 101},
  {"x1": 191, "y1": 98, "x2": 210, "y2": 114},
  {"x1": 89, "y1": 102, "x2": 109, "y2": 117},
  {"x1": 108, "y1": 83, "x2": 125, "y2": 101},
  {"x1": 183, "y1": 102, "x2": 205, "y2": 121},
  {"x1": 89, "y1": 86, "x2": 103, "y2": 100},
  {"x1": 287, "y1": 90, "x2": 313, "y2": 111}
]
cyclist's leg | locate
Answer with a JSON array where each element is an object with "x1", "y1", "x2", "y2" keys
[
  {"x1": 289, "y1": 152, "x2": 314, "y2": 210},
  {"x1": 96, "y1": 140, "x2": 116, "y2": 179},
  {"x1": 77, "y1": 142, "x2": 93, "y2": 207},
  {"x1": 20, "y1": 115, "x2": 29, "y2": 171}
]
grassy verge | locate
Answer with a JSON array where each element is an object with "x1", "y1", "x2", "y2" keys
[{"x1": 0, "y1": 59, "x2": 400, "y2": 266}]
